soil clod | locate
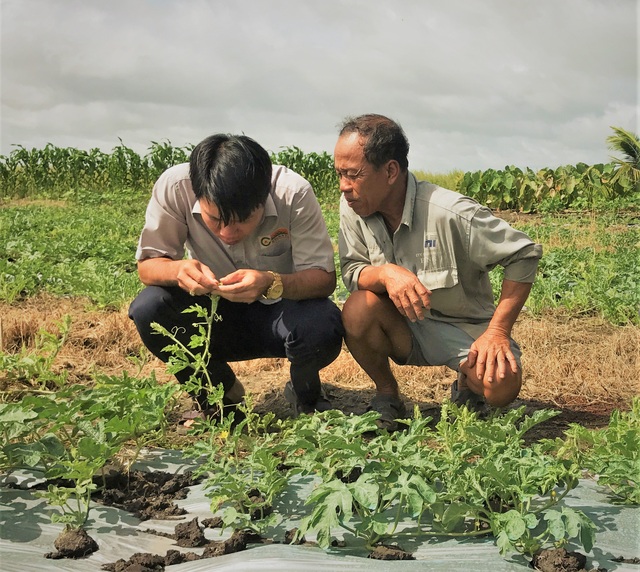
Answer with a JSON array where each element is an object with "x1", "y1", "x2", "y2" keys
[
  {"x1": 530, "y1": 547, "x2": 606, "y2": 572},
  {"x1": 368, "y1": 543, "x2": 415, "y2": 560},
  {"x1": 45, "y1": 527, "x2": 98, "y2": 559}
]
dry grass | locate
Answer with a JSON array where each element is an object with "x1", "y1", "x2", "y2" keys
[{"x1": 1, "y1": 294, "x2": 637, "y2": 438}]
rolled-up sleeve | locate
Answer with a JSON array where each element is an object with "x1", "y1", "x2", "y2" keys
[
  {"x1": 289, "y1": 186, "x2": 336, "y2": 272},
  {"x1": 136, "y1": 166, "x2": 190, "y2": 262},
  {"x1": 338, "y1": 198, "x2": 371, "y2": 291},
  {"x1": 468, "y1": 206, "x2": 543, "y2": 283}
]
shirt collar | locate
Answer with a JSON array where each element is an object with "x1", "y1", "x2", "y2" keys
[{"x1": 400, "y1": 172, "x2": 418, "y2": 230}]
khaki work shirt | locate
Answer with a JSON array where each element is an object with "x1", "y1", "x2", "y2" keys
[
  {"x1": 136, "y1": 163, "x2": 335, "y2": 280},
  {"x1": 339, "y1": 173, "x2": 542, "y2": 324}
]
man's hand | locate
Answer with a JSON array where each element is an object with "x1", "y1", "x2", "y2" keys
[
  {"x1": 381, "y1": 264, "x2": 431, "y2": 322},
  {"x1": 214, "y1": 269, "x2": 273, "y2": 303},
  {"x1": 466, "y1": 326, "x2": 519, "y2": 384},
  {"x1": 176, "y1": 259, "x2": 219, "y2": 295}
]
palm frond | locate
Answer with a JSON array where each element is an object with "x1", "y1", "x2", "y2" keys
[{"x1": 607, "y1": 126, "x2": 640, "y2": 167}]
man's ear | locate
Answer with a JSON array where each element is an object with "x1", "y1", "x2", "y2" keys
[{"x1": 386, "y1": 160, "x2": 401, "y2": 184}]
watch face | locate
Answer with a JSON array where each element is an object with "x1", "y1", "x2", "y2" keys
[
  {"x1": 269, "y1": 282, "x2": 283, "y2": 299},
  {"x1": 267, "y1": 273, "x2": 283, "y2": 299}
]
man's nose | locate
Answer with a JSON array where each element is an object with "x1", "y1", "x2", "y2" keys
[{"x1": 219, "y1": 224, "x2": 237, "y2": 239}]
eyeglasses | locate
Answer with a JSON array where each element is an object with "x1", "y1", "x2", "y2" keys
[{"x1": 335, "y1": 166, "x2": 365, "y2": 182}]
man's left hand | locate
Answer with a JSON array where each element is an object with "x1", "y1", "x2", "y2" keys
[
  {"x1": 466, "y1": 326, "x2": 519, "y2": 384},
  {"x1": 214, "y1": 269, "x2": 272, "y2": 303}
]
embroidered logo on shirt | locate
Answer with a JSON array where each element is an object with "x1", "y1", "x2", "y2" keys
[{"x1": 260, "y1": 227, "x2": 289, "y2": 247}]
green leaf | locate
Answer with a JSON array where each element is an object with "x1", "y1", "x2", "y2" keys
[
  {"x1": 442, "y1": 503, "x2": 470, "y2": 533},
  {"x1": 544, "y1": 510, "x2": 565, "y2": 541},
  {"x1": 502, "y1": 510, "x2": 527, "y2": 541},
  {"x1": 351, "y1": 474, "x2": 379, "y2": 510},
  {"x1": 496, "y1": 530, "x2": 513, "y2": 556}
]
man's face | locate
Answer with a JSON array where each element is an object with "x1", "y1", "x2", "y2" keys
[
  {"x1": 199, "y1": 200, "x2": 264, "y2": 245},
  {"x1": 334, "y1": 132, "x2": 390, "y2": 218}
]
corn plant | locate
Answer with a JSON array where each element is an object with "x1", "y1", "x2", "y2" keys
[{"x1": 270, "y1": 146, "x2": 338, "y2": 205}]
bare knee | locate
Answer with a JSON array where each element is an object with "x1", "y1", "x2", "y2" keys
[
  {"x1": 342, "y1": 291, "x2": 413, "y2": 361},
  {"x1": 462, "y1": 364, "x2": 522, "y2": 408},
  {"x1": 342, "y1": 290, "x2": 384, "y2": 333},
  {"x1": 483, "y1": 372, "x2": 522, "y2": 408}
]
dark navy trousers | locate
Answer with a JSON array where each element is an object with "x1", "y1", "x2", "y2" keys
[{"x1": 128, "y1": 286, "x2": 344, "y2": 406}]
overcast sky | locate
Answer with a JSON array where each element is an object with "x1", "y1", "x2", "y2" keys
[{"x1": 1, "y1": 0, "x2": 638, "y2": 173}]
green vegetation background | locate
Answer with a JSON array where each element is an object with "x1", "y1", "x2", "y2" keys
[{"x1": 0, "y1": 142, "x2": 638, "y2": 325}]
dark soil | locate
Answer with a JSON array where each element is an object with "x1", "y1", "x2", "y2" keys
[
  {"x1": 102, "y1": 528, "x2": 259, "y2": 571},
  {"x1": 368, "y1": 543, "x2": 415, "y2": 560},
  {"x1": 45, "y1": 527, "x2": 99, "y2": 559},
  {"x1": 530, "y1": 547, "x2": 607, "y2": 572},
  {"x1": 96, "y1": 468, "x2": 200, "y2": 520}
]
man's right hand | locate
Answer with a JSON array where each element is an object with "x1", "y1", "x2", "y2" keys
[
  {"x1": 380, "y1": 264, "x2": 431, "y2": 322},
  {"x1": 176, "y1": 259, "x2": 219, "y2": 296}
]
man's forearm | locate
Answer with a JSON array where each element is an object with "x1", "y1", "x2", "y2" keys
[
  {"x1": 488, "y1": 279, "x2": 533, "y2": 336},
  {"x1": 281, "y1": 269, "x2": 337, "y2": 300},
  {"x1": 356, "y1": 264, "x2": 388, "y2": 293},
  {"x1": 137, "y1": 257, "x2": 183, "y2": 287}
]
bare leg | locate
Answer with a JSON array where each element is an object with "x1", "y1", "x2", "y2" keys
[
  {"x1": 459, "y1": 359, "x2": 522, "y2": 407},
  {"x1": 341, "y1": 290, "x2": 413, "y2": 398}
]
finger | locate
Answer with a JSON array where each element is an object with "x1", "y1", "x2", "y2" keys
[
  {"x1": 484, "y1": 357, "x2": 497, "y2": 383},
  {"x1": 466, "y1": 348, "x2": 478, "y2": 368},
  {"x1": 496, "y1": 352, "x2": 508, "y2": 379},
  {"x1": 416, "y1": 288, "x2": 431, "y2": 309},
  {"x1": 475, "y1": 352, "x2": 487, "y2": 380},
  {"x1": 402, "y1": 296, "x2": 419, "y2": 322},
  {"x1": 200, "y1": 266, "x2": 219, "y2": 288},
  {"x1": 506, "y1": 351, "x2": 519, "y2": 374},
  {"x1": 408, "y1": 294, "x2": 426, "y2": 320}
]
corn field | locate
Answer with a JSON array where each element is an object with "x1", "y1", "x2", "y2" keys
[{"x1": 1, "y1": 133, "x2": 638, "y2": 211}]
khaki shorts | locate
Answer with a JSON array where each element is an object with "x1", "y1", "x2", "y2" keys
[{"x1": 395, "y1": 318, "x2": 522, "y2": 371}]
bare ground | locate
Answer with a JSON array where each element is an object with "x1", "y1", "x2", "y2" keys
[{"x1": 1, "y1": 294, "x2": 638, "y2": 443}]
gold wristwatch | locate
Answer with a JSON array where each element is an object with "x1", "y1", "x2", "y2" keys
[{"x1": 263, "y1": 271, "x2": 283, "y2": 300}]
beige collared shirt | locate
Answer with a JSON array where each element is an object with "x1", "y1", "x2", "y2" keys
[
  {"x1": 136, "y1": 163, "x2": 335, "y2": 278},
  {"x1": 339, "y1": 172, "x2": 543, "y2": 324}
]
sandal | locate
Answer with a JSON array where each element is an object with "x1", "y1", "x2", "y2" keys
[
  {"x1": 367, "y1": 394, "x2": 408, "y2": 432},
  {"x1": 451, "y1": 373, "x2": 488, "y2": 416}
]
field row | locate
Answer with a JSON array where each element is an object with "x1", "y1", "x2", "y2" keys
[{"x1": 1, "y1": 191, "x2": 638, "y2": 325}]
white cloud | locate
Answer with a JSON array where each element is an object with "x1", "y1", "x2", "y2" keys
[{"x1": 1, "y1": 0, "x2": 637, "y2": 171}]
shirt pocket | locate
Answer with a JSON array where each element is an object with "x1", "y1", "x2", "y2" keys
[
  {"x1": 417, "y1": 267, "x2": 470, "y2": 318},
  {"x1": 256, "y1": 250, "x2": 293, "y2": 273},
  {"x1": 417, "y1": 268, "x2": 458, "y2": 290}
]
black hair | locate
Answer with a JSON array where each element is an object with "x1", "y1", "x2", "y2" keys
[
  {"x1": 338, "y1": 114, "x2": 409, "y2": 171},
  {"x1": 189, "y1": 134, "x2": 273, "y2": 225}
]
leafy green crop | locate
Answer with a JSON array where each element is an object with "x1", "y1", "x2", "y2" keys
[
  {"x1": 459, "y1": 161, "x2": 639, "y2": 212},
  {"x1": 0, "y1": 199, "x2": 144, "y2": 307},
  {"x1": 0, "y1": 371, "x2": 179, "y2": 530},
  {"x1": 0, "y1": 316, "x2": 71, "y2": 390},
  {"x1": 544, "y1": 397, "x2": 640, "y2": 505},
  {"x1": 180, "y1": 393, "x2": 597, "y2": 558}
]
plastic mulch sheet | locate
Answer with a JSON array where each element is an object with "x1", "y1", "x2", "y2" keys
[{"x1": 1, "y1": 448, "x2": 638, "y2": 571}]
